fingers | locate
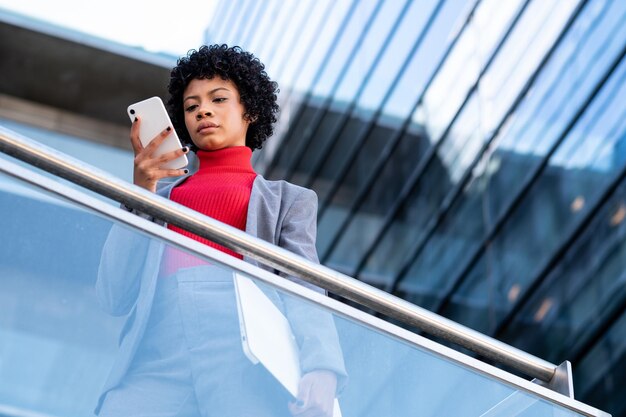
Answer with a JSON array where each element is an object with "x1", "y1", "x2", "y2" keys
[
  {"x1": 129, "y1": 116, "x2": 144, "y2": 155},
  {"x1": 289, "y1": 379, "x2": 313, "y2": 416},
  {"x1": 130, "y1": 122, "x2": 174, "y2": 158},
  {"x1": 132, "y1": 132, "x2": 189, "y2": 192},
  {"x1": 134, "y1": 127, "x2": 186, "y2": 168},
  {"x1": 133, "y1": 165, "x2": 188, "y2": 193},
  {"x1": 154, "y1": 146, "x2": 189, "y2": 167},
  {"x1": 143, "y1": 126, "x2": 174, "y2": 155},
  {"x1": 288, "y1": 403, "x2": 326, "y2": 417},
  {"x1": 288, "y1": 371, "x2": 336, "y2": 417},
  {"x1": 162, "y1": 168, "x2": 189, "y2": 178}
]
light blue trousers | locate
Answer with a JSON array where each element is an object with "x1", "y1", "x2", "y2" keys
[{"x1": 98, "y1": 266, "x2": 290, "y2": 417}]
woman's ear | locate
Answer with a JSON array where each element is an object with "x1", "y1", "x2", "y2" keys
[{"x1": 244, "y1": 112, "x2": 258, "y2": 123}]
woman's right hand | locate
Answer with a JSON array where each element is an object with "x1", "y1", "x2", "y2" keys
[{"x1": 130, "y1": 117, "x2": 189, "y2": 193}]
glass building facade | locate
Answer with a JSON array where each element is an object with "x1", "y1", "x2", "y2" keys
[{"x1": 205, "y1": 1, "x2": 626, "y2": 415}]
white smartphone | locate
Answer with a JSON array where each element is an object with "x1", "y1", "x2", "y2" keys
[{"x1": 127, "y1": 96, "x2": 189, "y2": 170}]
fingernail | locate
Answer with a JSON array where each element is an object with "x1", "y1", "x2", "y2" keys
[
  {"x1": 166, "y1": 126, "x2": 172, "y2": 131},
  {"x1": 184, "y1": 169, "x2": 189, "y2": 174},
  {"x1": 182, "y1": 146, "x2": 189, "y2": 153}
]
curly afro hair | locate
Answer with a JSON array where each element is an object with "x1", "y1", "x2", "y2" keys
[{"x1": 166, "y1": 44, "x2": 279, "y2": 151}]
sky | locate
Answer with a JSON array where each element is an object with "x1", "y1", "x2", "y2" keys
[{"x1": 0, "y1": 0, "x2": 218, "y2": 56}]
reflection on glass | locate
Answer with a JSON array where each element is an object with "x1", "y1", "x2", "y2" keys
[
  {"x1": 439, "y1": 52, "x2": 626, "y2": 331},
  {"x1": 253, "y1": 0, "x2": 299, "y2": 65},
  {"x1": 237, "y1": 0, "x2": 266, "y2": 49},
  {"x1": 223, "y1": 0, "x2": 253, "y2": 47},
  {"x1": 415, "y1": 0, "x2": 525, "y2": 142},
  {"x1": 266, "y1": 0, "x2": 317, "y2": 80},
  {"x1": 269, "y1": 0, "x2": 379, "y2": 178},
  {"x1": 575, "y1": 306, "x2": 626, "y2": 405},
  {"x1": 315, "y1": 0, "x2": 465, "y2": 266},
  {"x1": 246, "y1": 0, "x2": 281, "y2": 52},
  {"x1": 332, "y1": 0, "x2": 409, "y2": 105},
  {"x1": 0, "y1": 167, "x2": 592, "y2": 417},
  {"x1": 311, "y1": 0, "x2": 380, "y2": 99},
  {"x1": 356, "y1": 0, "x2": 537, "y2": 283},
  {"x1": 291, "y1": 1, "x2": 354, "y2": 97},
  {"x1": 381, "y1": 0, "x2": 475, "y2": 120},
  {"x1": 208, "y1": 0, "x2": 238, "y2": 43},
  {"x1": 358, "y1": 0, "x2": 440, "y2": 112},
  {"x1": 499, "y1": 175, "x2": 626, "y2": 364},
  {"x1": 394, "y1": 0, "x2": 626, "y2": 309},
  {"x1": 275, "y1": 0, "x2": 332, "y2": 90}
]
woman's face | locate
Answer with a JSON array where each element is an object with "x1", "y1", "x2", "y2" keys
[{"x1": 182, "y1": 77, "x2": 250, "y2": 151}]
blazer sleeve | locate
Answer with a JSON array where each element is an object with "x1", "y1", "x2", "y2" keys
[
  {"x1": 278, "y1": 188, "x2": 349, "y2": 392},
  {"x1": 95, "y1": 183, "x2": 172, "y2": 316},
  {"x1": 96, "y1": 222, "x2": 149, "y2": 316}
]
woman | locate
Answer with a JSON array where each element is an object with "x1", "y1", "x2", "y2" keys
[{"x1": 96, "y1": 45, "x2": 346, "y2": 417}]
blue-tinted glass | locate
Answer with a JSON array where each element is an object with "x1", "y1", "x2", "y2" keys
[
  {"x1": 399, "y1": 189, "x2": 484, "y2": 309},
  {"x1": 359, "y1": 93, "x2": 480, "y2": 286},
  {"x1": 292, "y1": 1, "x2": 355, "y2": 95},
  {"x1": 382, "y1": 0, "x2": 475, "y2": 119},
  {"x1": 247, "y1": 0, "x2": 282, "y2": 53},
  {"x1": 498, "y1": 0, "x2": 625, "y2": 161},
  {"x1": 263, "y1": 1, "x2": 354, "y2": 178},
  {"x1": 357, "y1": 0, "x2": 530, "y2": 280},
  {"x1": 318, "y1": 0, "x2": 448, "y2": 247},
  {"x1": 499, "y1": 178, "x2": 626, "y2": 363},
  {"x1": 311, "y1": 0, "x2": 380, "y2": 98},
  {"x1": 266, "y1": 0, "x2": 317, "y2": 80},
  {"x1": 207, "y1": 0, "x2": 237, "y2": 43},
  {"x1": 223, "y1": 0, "x2": 254, "y2": 46},
  {"x1": 414, "y1": 0, "x2": 526, "y2": 142},
  {"x1": 276, "y1": 0, "x2": 333, "y2": 89},
  {"x1": 310, "y1": 0, "x2": 442, "y2": 203},
  {"x1": 394, "y1": 0, "x2": 626, "y2": 301},
  {"x1": 270, "y1": 0, "x2": 379, "y2": 178},
  {"x1": 575, "y1": 308, "x2": 626, "y2": 414},
  {"x1": 478, "y1": 1, "x2": 580, "y2": 133},
  {"x1": 324, "y1": 86, "x2": 471, "y2": 266},
  {"x1": 332, "y1": 0, "x2": 409, "y2": 105},
  {"x1": 320, "y1": 1, "x2": 476, "y2": 276},
  {"x1": 220, "y1": 0, "x2": 249, "y2": 44},
  {"x1": 440, "y1": 54, "x2": 626, "y2": 331},
  {"x1": 438, "y1": 255, "x2": 496, "y2": 333},
  {"x1": 0, "y1": 162, "x2": 594, "y2": 417},
  {"x1": 274, "y1": 100, "x2": 345, "y2": 184},
  {"x1": 238, "y1": 0, "x2": 266, "y2": 49},
  {"x1": 318, "y1": 122, "x2": 400, "y2": 263},
  {"x1": 309, "y1": 114, "x2": 366, "y2": 201},
  {"x1": 356, "y1": 126, "x2": 435, "y2": 283},
  {"x1": 0, "y1": 118, "x2": 133, "y2": 182},
  {"x1": 254, "y1": 0, "x2": 299, "y2": 66},
  {"x1": 357, "y1": 0, "x2": 440, "y2": 111}
]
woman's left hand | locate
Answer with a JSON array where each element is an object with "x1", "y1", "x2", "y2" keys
[{"x1": 288, "y1": 370, "x2": 337, "y2": 417}]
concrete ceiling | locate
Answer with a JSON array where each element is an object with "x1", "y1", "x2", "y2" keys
[{"x1": 0, "y1": 9, "x2": 176, "y2": 128}]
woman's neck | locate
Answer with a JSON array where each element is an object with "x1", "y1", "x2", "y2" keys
[{"x1": 195, "y1": 146, "x2": 255, "y2": 172}]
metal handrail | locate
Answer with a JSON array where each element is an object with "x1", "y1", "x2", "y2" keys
[{"x1": 0, "y1": 125, "x2": 558, "y2": 384}]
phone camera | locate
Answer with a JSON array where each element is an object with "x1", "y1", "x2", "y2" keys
[{"x1": 130, "y1": 109, "x2": 135, "y2": 114}]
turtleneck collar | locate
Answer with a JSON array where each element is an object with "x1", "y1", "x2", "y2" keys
[{"x1": 195, "y1": 146, "x2": 255, "y2": 173}]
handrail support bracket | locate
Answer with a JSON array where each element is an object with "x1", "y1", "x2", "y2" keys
[{"x1": 533, "y1": 360, "x2": 574, "y2": 398}]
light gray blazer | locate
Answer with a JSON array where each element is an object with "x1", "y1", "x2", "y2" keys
[{"x1": 94, "y1": 175, "x2": 347, "y2": 413}]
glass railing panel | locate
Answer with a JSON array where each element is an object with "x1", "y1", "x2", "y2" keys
[{"x1": 0, "y1": 159, "x2": 607, "y2": 417}]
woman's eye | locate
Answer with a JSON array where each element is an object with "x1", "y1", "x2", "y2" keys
[
  {"x1": 185, "y1": 105, "x2": 198, "y2": 112},
  {"x1": 213, "y1": 97, "x2": 227, "y2": 103}
]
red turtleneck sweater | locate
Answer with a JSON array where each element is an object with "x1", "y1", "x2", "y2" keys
[{"x1": 161, "y1": 146, "x2": 257, "y2": 277}]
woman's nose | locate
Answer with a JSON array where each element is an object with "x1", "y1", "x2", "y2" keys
[{"x1": 195, "y1": 109, "x2": 213, "y2": 120}]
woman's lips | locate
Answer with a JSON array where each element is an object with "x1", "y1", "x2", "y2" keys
[{"x1": 197, "y1": 122, "x2": 218, "y2": 133}]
